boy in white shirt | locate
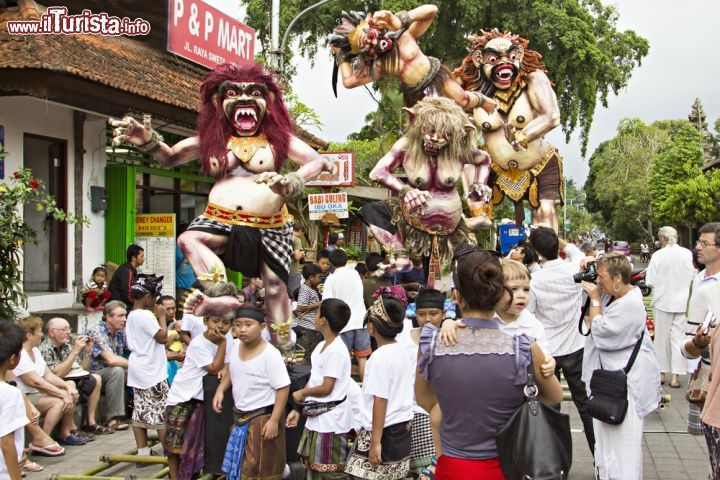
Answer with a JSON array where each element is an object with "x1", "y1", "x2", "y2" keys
[
  {"x1": 164, "y1": 311, "x2": 231, "y2": 479},
  {"x1": 126, "y1": 274, "x2": 169, "y2": 459},
  {"x1": 0, "y1": 321, "x2": 28, "y2": 479},
  {"x1": 213, "y1": 304, "x2": 290, "y2": 480},
  {"x1": 287, "y1": 298, "x2": 354, "y2": 478},
  {"x1": 345, "y1": 296, "x2": 414, "y2": 480}
]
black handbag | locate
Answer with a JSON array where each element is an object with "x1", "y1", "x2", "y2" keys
[
  {"x1": 585, "y1": 331, "x2": 644, "y2": 425},
  {"x1": 496, "y1": 356, "x2": 572, "y2": 480}
]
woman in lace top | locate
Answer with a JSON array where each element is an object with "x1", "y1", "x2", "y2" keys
[{"x1": 415, "y1": 249, "x2": 562, "y2": 479}]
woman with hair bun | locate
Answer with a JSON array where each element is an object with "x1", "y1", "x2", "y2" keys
[{"x1": 416, "y1": 250, "x2": 562, "y2": 479}]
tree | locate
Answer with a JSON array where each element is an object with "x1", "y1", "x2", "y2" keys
[
  {"x1": 649, "y1": 121, "x2": 705, "y2": 225},
  {"x1": 0, "y1": 166, "x2": 88, "y2": 320},
  {"x1": 245, "y1": 0, "x2": 648, "y2": 153},
  {"x1": 584, "y1": 118, "x2": 667, "y2": 240}
]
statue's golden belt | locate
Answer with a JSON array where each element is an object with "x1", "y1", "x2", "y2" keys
[
  {"x1": 203, "y1": 202, "x2": 289, "y2": 228},
  {"x1": 491, "y1": 145, "x2": 557, "y2": 202}
]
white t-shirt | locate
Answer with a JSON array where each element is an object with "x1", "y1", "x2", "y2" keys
[
  {"x1": 12, "y1": 347, "x2": 46, "y2": 394},
  {"x1": 0, "y1": 383, "x2": 28, "y2": 477},
  {"x1": 126, "y1": 309, "x2": 168, "y2": 389},
  {"x1": 167, "y1": 334, "x2": 219, "y2": 405},
  {"x1": 396, "y1": 321, "x2": 427, "y2": 415},
  {"x1": 305, "y1": 338, "x2": 354, "y2": 433},
  {"x1": 358, "y1": 342, "x2": 414, "y2": 430},
  {"x1": 180, "y1": 313, "x2": 206, "y2": 339},
  {"x1": 229, "y1": 341, "x2": 290, "y2": 411},
  {"x1": 498, "y1": 309, "x2": 552, "y2": 356},
  {"x1": 322, "y1": 266, "x2": 367, "y2": 332}
]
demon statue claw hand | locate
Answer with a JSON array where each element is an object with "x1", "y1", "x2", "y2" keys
[
  {"x1": 357, "y1": 97, "x2": 492, "y2": 287},
  {"x1": 109, "y1": 63, "x2": 334, "y2": 350},
  {"x1": 328, "y1": 4, "x2": 495, "y2": 112},
  {"x1": 454, "y1": 29, "x2": 564, "y2": 231}
]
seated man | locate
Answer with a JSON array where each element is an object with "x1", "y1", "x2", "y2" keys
[
  {"x1": 85, "y1": 300, "x2": 131, "y2": 431},
  {"x1": 11, "y1": 316, "x2": 87, "y2": 446},
  {"x1": 39, "y1": 318, "x2": 113, "y2": 434}
]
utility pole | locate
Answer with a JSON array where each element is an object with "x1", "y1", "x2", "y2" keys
[
  {"x1": 270, "y1": 0, "x2": 280, "y2": 70},
  {"x1": 268, "y1": 0, "x2": 334, "y2": 73}
]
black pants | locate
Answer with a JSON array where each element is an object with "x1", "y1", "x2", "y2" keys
[{"x1": 554, "y1": 348, "x2": 595, "y2": 454}]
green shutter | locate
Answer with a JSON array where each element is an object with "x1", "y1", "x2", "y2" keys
[{"x1": 105, "y1": 164, "x2": 136, "y2": 265}]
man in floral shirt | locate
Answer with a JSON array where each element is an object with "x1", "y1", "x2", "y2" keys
[{"x1": 85, "y1": 300, "x2": 130, "y2": 430}]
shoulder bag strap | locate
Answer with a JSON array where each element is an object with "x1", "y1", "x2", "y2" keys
[{"x1": 623, "y1": 330, "x2": 645, "y2": 374}]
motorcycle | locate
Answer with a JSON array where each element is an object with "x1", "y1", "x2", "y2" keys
[
  {"x1": 630, "y1": 268, "x2": 652, "y2": 297},
  {"x1": 630, "y1": 267, "x2": 654, "y2": 339}
]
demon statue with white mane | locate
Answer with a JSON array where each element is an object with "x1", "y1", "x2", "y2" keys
[
  {"x1": 454, "y1": 29, "x2": 564, "y2": 230},
  {"x1": 110, "y1": 63, "x2": 334, "y2": 352},
  {"x1": 357, "y1": 97, "x2": 492, "y2": 287},
  {"x1": 328, "y1": 5, "x2": 495, "y2": 113}
]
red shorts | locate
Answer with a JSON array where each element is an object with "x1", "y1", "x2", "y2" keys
[{"x1": 435, "y1": 455, "x2": 505, "y2": 480}]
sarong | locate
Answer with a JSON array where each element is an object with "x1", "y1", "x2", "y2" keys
[
  {"x1": 409, "y1": 412, "x2": 435, "y2": 473},
  {"x1": 131, "y1": 380, "x2": 169, "y2": 428},
  {"x1": 223, "y1": 412, "x2": 286, "y2": 480},
  {"x1": 165, "y1": 401, "x2": 198, "y2": 454},
  {"x1": 297, "y1": 428, "x2": 349, "y2": 474},
  {"x1": 344, "y1": 422, "x2": 412, "y2": 480},
  {"x1": 489, "y1": 145, "x2": 564, "y2": 225},
  {"x1": 187, "y1": 215, "x2": 293, "y2": 286}
]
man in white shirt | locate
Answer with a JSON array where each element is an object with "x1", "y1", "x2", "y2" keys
[
  {"x1": 528, "y1": 226, "x2": 595, "y2": 453},
  {"x1": 681, "y1": 222, "x2": 720, "y2": 435},
  {"x1": 645, "y1": 226, "x2": 694, "y2": 388},
  {"x1": 322, "y1": 249, "x2": 370, "y2": 379}
]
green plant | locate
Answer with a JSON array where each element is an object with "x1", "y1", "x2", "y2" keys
[
  {"x1": 0, "y1": 165, "x2": 89, "y2": 320},
  {"x1": 344, "y1": 245, "x2": 362, "y2": 261}
]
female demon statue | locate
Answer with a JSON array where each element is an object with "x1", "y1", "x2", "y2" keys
[
  {"x1": 454, "y1": 29, "x2": 564, "y2": 230},
  {"x1": 328, "y1": 4, "x2": 495, "y2": 112},
  {"x1": 110, "y1": 63, "x2": 334, "y2": 351},
  {"x1": 357, "y1": 97, "x2": 492, "y2": 287}
]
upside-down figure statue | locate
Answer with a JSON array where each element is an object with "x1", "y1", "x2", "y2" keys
[
  {"x1": 454, "y1": 29, "x2": 564, "y2": 231},
  {"x1": 357, "y1": 97, "x2": 492, "y2": 287},
  {"x1": 328, "y1": 4, "x2": 495, "y2": 112},
  {"x1": 109, "y1": 63, "x2": 334, "y2": 352}
]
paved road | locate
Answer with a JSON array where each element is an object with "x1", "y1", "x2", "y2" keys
[{"x1": 24, "y1": 381, "x2": 709, "y2": 479}]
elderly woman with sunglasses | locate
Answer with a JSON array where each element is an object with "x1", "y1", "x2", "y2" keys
[
  {"x1": 415, "y1": 249, "x2": 562, "y2": 479},
  {"x1": 580, "y1": 252, "x2": 661, "y2": 480}
]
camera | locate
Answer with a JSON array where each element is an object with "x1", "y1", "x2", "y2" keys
[{"x1": 573, "y1": 262, "x2": 597, "y2": 283}]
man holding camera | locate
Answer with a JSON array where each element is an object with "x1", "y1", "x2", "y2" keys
[
  {"x1": 528, "y1": 226, "x2": 596, "y2": 453},
  {"x1": 39, "y1": 317, "x2": 114, "y2": 434}
]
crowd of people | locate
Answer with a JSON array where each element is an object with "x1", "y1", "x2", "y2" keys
[{"x1": 2, "y1": 222, "x2": 720, "y2": 479}]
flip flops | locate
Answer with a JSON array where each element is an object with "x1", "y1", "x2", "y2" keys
[
  {"x1": 82, "y1": 424, "x2": 115, "y2": 434},
  {"x1": 107, "y1": 419, "x2": 130, "y2": 431},
  {"x1": 21, "y1": 460, "x2": 44, "y2": 473},
  {"x1": 28, "y1": 443, "x2": 65, "y2": 457}
]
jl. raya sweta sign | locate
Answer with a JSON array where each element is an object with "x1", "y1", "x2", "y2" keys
[{"x1": 167, "y1": 0, "x2": 255, "y2": 69}]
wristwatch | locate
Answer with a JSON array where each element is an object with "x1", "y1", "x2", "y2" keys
[{"x1": 591, "y1": 300, "x2": 601, "y2": 307}]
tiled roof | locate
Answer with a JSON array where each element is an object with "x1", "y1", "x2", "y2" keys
[
  {"x1": 0, "y1": 4, "x2": 204, "y2": 113},
  {"x1": 0, "y1": 2, "x2": 329, "y2": 149}
]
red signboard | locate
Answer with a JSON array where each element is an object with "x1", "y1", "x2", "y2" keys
[{"x1": 167, "y1": 0, "x2": 255, "y2": 69}]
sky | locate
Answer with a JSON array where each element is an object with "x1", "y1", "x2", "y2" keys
[
  {"x1": 285, "y1": 0, "x2": 720, "y2": 186},
  {"x1": 210, "y1": 1, "x2": 720, "y2": 186}
]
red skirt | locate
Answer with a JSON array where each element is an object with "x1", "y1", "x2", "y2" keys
[{"x1": 435, "y1": 455, "x2": 505, "y2": 480}]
